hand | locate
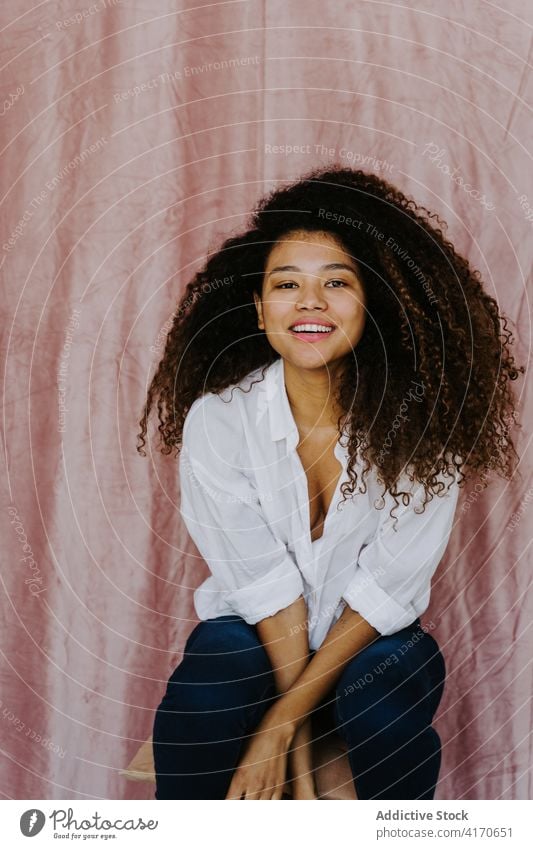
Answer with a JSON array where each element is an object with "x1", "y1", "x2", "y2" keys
[{"x1": 225, "y1": 711, "x2": 295, "y2": 800}]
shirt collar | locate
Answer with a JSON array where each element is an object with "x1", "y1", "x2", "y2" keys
[
  {"x1": 263, "y1": 357, "x2": 351, "y2": 461},
  {"x1": 264, "y1": 357, "x2": 299, "y2": 446}
]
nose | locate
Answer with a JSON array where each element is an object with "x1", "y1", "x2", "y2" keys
[{"x1": 296, "y1": 279, "x2": 328, "y2": 310}]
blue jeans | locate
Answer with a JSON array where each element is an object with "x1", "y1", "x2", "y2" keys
[{"x1": 152, "y1": 614, "x2": 446, "y2": 800}]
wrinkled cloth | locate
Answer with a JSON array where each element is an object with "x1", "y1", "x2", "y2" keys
[{"x1": 1, "y1": 0, "x2": 531, "y2": 801}]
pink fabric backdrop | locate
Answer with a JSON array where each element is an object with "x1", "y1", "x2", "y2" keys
[{"x1": 1, "y1": 0, "x2": 531, "y2": 800}]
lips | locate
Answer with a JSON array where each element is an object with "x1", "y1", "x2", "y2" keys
[
  {"x1": 289, "y1": 321, "x2": 335, "y2": 331},
  {"x1": 288, "y1": 321, "x2": 336, "y2": 341}
]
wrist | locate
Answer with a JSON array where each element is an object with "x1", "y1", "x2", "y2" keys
[
  {"x1": 258, "y1": 701, "x2": 298, "y2": 743},
  {"x1": 274, "y1": 692, "x2": 311, "y2": 733}
]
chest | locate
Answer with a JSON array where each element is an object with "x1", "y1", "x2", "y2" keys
[{"x1": 295, "y1": 435, "x2": 343, "y2": 543}]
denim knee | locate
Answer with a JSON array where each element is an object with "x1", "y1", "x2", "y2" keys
[
  {"x1": 334, "y1": 625, "x2": 443, "y2": 742},
  {"x1": 158, "y1": 616, "x2": 276, "y2": 717},
  {"x1": 183, "y1": 617, "x2": 273, "y2": 675}
]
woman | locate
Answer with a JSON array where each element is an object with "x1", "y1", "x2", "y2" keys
[{"x1": 137, "y1": 165, "x2": 523, "y2": 800}]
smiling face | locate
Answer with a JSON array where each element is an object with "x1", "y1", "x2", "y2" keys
[{"x1": 253, "y1": 229, "x2": 367, "y2": 372}]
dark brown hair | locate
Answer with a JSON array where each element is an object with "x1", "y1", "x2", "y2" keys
[{"x1": 137, "y1": 165, "x2": 524, "y2": 517}]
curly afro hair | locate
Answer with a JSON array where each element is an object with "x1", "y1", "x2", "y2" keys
[{"x1": 137, "y1": 164, "x2": 524, "y2": 517}]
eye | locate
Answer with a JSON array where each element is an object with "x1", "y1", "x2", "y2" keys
[{"x1": 274, "y1": 279, "x2": 348, "y2": 289}]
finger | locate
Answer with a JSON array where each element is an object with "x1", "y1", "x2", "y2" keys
[
  {"x1": 261, "y1": 774, "x2": 284, "y2": 800},
  {"x1": 267, "y1": 776, "x2": 284, "y2": 800},
  {"x1": 246, "y1": 783, "x2": 265, "y2": 800},
  {"x1": 225, "y1": 782, "x2": 243, "y2": 800},
  {"x1": 244, "y1": 786, "x2": 263, "y2": 800}
]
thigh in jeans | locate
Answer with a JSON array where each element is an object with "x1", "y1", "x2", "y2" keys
[
  {"x1": 333, "y1": 620, "x2": 447, "y2": 730},
  {"x1": 152, "y1": 615, "x2": 278, "y2": 799},
  {"x1": 418, "y1": 630, "x2": 447, "y2": 721},
  {"x1": 156, "y1": 615, "x2": 277, "y2": 726}
]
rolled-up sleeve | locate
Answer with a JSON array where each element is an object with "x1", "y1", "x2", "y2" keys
[
  {"x1": 178, "y1": 398, "x2": 305, "y2": 625},
  {"x1": 342, "y1": 472, "x2": 460, "y2": 636}
]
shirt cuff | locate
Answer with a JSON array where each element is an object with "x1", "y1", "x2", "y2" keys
[
  {"x1": 224, "y1": 559, "x2": 306, "y2": 625},
  {"x1": 342, "y1": 569, "x2": 419, "y2": 636}
]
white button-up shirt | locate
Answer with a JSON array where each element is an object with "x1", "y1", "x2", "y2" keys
[{"x1": 178, "y1": 356, "x2": 460, "y2": 650}]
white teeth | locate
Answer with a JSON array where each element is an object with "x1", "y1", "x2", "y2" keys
[{"x1": 290, "y1": 324, "x2": 334, "y2": 333}]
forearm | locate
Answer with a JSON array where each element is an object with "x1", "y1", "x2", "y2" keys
[
  {"x1": 266, "y1": 605, "x2": 380, "y2": 734},
  {"x1": 255, "y1": 594, "x2": 311, "y2": 694},
  {"x1": 255, "y1": 595, "x2": 315, "y2": 788}
]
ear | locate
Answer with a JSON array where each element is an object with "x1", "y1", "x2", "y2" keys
[{"x1": 253, "y1": 291, "x2": 264, "y2": 329}]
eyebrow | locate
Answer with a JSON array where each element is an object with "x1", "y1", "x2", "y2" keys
[{"x1": 267, "y1": 262, "x2": 358, "y2": 276}]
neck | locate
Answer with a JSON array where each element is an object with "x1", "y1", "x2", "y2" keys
[{"x1": 283, "y1": 358, "x2": 348, "y2": 433}]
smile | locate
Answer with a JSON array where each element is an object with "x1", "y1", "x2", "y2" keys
[{"x1": 289, "y1": 323, "x2": 336, "y2": 341}]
